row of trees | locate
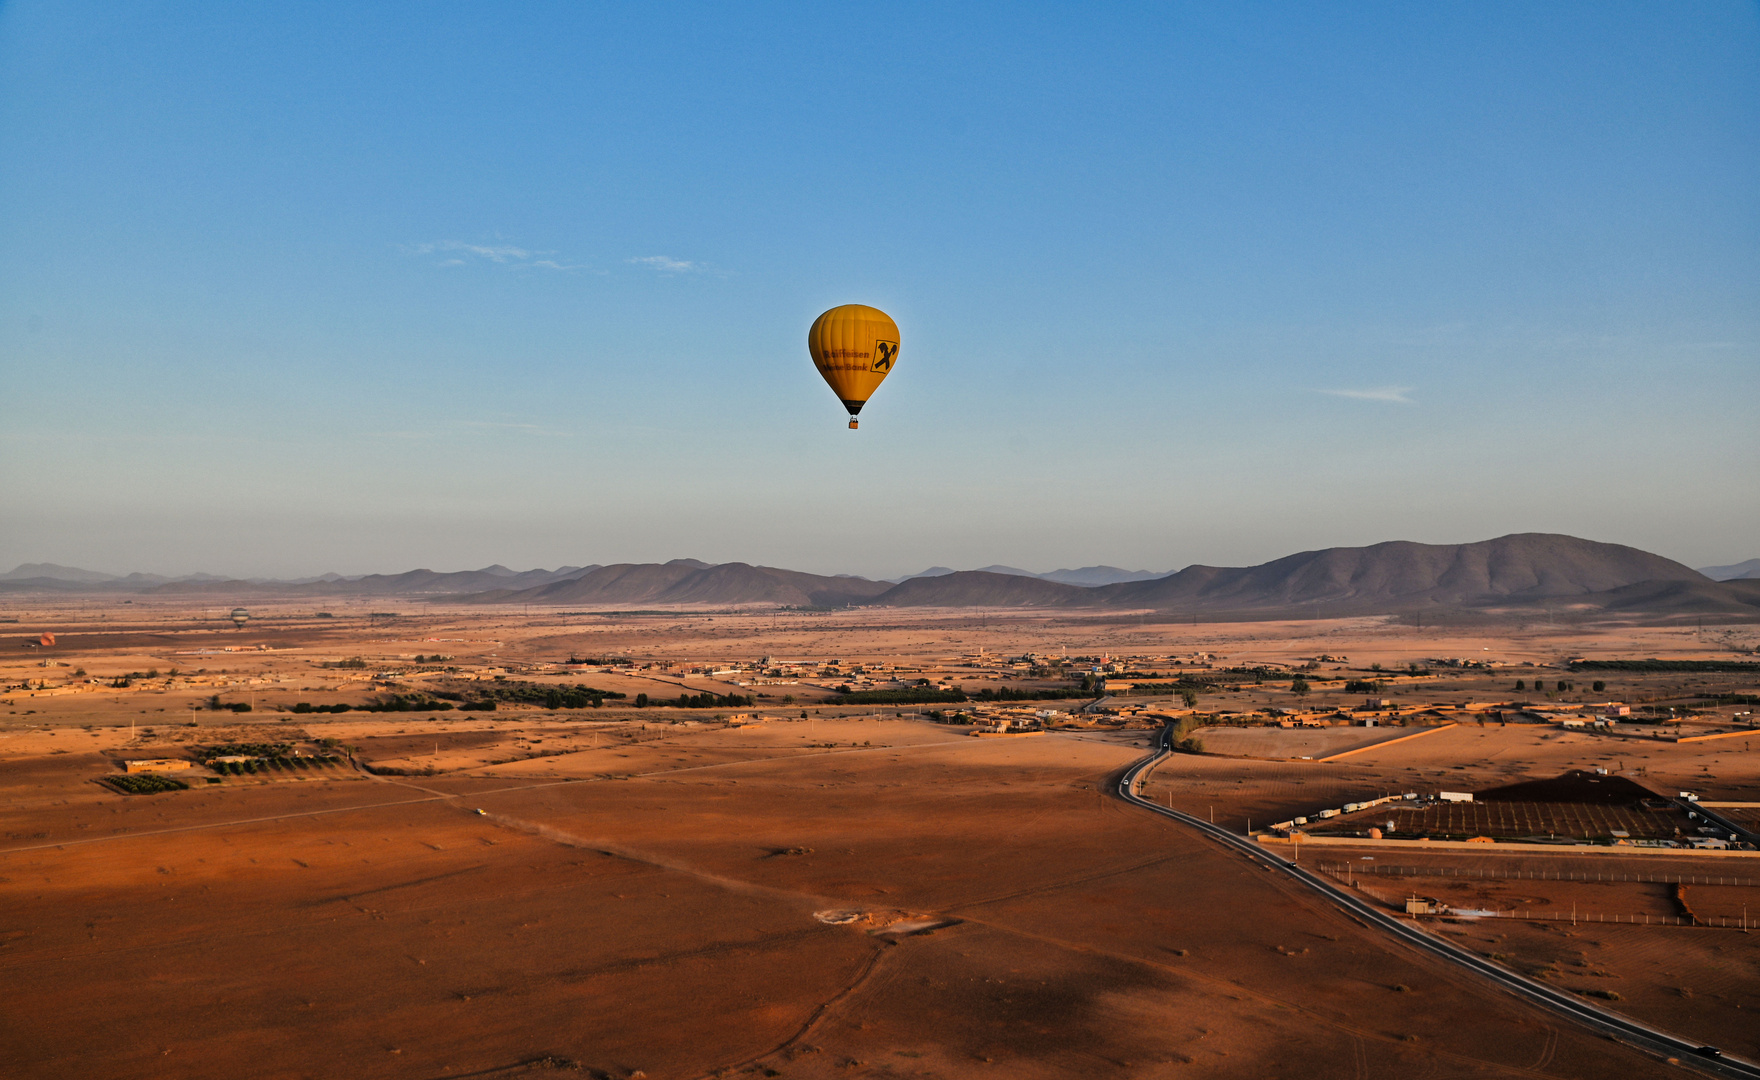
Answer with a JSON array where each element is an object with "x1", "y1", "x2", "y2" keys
[
  {"x1": 470, "y1": 681, "x2": 627, "y2": 709},
  {"x1": 1513, "y1": 679, "x2": 1605, "y2": 693},
  {"x1": 193, "y1": 742, "x2": 292, "y2": 762},
  {"x1": 210, "y1": 755, "x2": 340, "y2": 775},
  {"x1": 632, "y1": 691, "x2": 756, "y2": 708},
  {"x1": 107, "y1": 773, "x2": 189, "y2": 794}
]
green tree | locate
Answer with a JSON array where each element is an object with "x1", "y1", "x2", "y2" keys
[
  {"x1": 1178, "y1": 688, "x2": 1198, "y2": 709},
  {"x1": 1514, "y1": 679, "x2": 1525, "y2": 692},
  {"x1": 1291, "y1": 676, "x2": 1310, "y2": 697}
]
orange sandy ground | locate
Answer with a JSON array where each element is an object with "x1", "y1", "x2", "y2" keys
[
  {"x1": 2, "y1": 604, "x2": 1756, "y2": 1078},
  {"x1": 0, "y1": 718, "x2": 1696, "y2": 1079}
]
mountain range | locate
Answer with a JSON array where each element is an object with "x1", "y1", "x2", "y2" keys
[
  {"x1": 884, "y1": 534, "x2": 1759, "y2": 616},
  {"x1": 5, "y1": 535, "x2": 1757, "y2": 616},
  {"x1": 0, "y1": 563, "x2": 591, "y2": 596},
  {"x1": 898, "y1": 564, "x2": 1165, "y2": 585},
  {"x1": 1699, "y1": 558, "x2": 1760, "y2": 581}
]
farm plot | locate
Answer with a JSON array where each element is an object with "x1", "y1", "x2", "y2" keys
[{"x1": 1312, "y1": 800, "x2": 1689, "y2": 841}]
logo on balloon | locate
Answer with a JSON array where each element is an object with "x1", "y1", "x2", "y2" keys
[{"x1": 871, "y1": 340, "x2": 898, "y2": 373}]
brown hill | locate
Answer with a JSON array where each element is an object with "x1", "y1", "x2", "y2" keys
[
  {"x1": 868, "y1": 534, "x2": 1750, "y2": 617},
  {"x1": 472, "y1": 561, "x2": 891, "y2": 608},
  {"x1": 1582, "y1": 577, "x2": 1760, "y2": 615},
  {"x1": 497, "y1": 561, "x2": 706, "y2": 604},
  {"x1": 142, "y1": 566, "x2": 595, "y2": 597},
  {"x1": 1092, "y1": 534, "x2": 1716, "y2": 614}
]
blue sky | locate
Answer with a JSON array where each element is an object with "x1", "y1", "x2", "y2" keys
[{"x1": 2, "y1": 2, "x2": 1755, "y2": 579}]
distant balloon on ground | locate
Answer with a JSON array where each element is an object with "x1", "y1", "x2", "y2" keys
[
  {"x1": 808, "y1": 304, "x2": 899, "y2": 430},
  {"x1": 39, "y1": 632, "x2": 55, "y2": 647}
]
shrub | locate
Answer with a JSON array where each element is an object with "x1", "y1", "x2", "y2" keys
[{"x1": 1592, "y1": 680, "x2": 1606, "y2": 692}]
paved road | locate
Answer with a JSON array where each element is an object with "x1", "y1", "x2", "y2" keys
[{"x1": 1116, "y1": 723, "x2": 1760, "y2": 1079}]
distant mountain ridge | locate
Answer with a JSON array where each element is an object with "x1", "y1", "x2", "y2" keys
[
  {"x1": 5, "y1": 535, "x2": 1755, "y2": 615},
  {"x1": 1, "y1": 563, "x2": 127, "y2": 583},
  {"x1": 1699, "y1": 558, "x2": 1760, "y2": 581},
  {"x1": 895, "y1": 564, "x2": 1165, "y2": 586},
  {"x1": 1040, "y1": 565, "x2": 1167, "y2": 586},
  {"x1": 0, "y1": 563, "x2": 596, "y2": 597}
]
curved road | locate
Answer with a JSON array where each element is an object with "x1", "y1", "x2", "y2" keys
[{"x1": 1117, "y1": 723, "x2": 1760, "y2": 1079}]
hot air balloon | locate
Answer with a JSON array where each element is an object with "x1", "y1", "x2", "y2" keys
[
  {"x1": 808, "y1": 304, "x2": 899, "y2": 429},
  {"x1": 230, "y1": 608, "x2": 249, "y2": 629}
]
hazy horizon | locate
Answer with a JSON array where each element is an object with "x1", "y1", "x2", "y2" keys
[
  {"x1": 3, "y1": 3, "x2": 1755, "y2": 580},
  {"x1": 2, "y1": 526, "x2": 1744, "y2": 586}
]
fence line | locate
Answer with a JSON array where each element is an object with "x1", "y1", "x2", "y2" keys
[
  {"x1": 1316, "y1": 864, "x2": 1755, "y2": 930},
  {"x1": 1313, "y1": 863, "x2": 1752, "y2": 887}
]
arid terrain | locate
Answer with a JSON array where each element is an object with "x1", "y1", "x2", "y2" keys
[{"x1": 2, "y1": 599, "x2": 1757, "y2": 1078}]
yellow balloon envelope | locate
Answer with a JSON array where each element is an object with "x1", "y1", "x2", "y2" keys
[{"x1": 808, "y1": 304, "x2": 899, "y2": 429}]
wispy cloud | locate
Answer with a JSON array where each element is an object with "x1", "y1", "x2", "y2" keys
[
  {"x1": 1316, "y1": 386, "x2": 1414, "y2": 404},
  {"x1": 628, "y1": 255, "x2": 700, "y2": 273},
  {"x1": 406, "y1": 240, "x2": 585, "y2": 271}
]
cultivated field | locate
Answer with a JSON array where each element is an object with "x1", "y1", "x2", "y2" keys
[{"x1": 2, "y1": 600, "x2": 1756, "y2": 1077}]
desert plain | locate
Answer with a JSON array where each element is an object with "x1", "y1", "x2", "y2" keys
[{"x1": 2, "y1": 599, "x2": 1758, "y2": 1079}]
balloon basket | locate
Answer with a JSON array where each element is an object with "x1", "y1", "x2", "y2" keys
[{"x1": 848, "y1": 419, "x2": 859, "y2": 430}]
